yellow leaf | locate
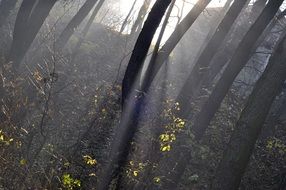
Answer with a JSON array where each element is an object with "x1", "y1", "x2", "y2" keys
[
  {"x1": 83, "y1": 155, "x2": 97, "y2": 165},
  {"x1": 161, "y1": 144, "x2": 171, "y2": 152},
  {"x1": 133, "y1": 170, "x2": 139, "y2": 177},
  {"x1": 20, "y1": 159, "x2": 27, "y2": 166},
  {"x1": 153, "y1": 176, "x2": 161, "y2": 183}
]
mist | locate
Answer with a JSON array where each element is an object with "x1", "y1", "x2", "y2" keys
[{"x1": 0, "y1": 0, "x2": 285, "y2": 189}]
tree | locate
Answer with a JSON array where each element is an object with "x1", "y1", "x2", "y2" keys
[
  {"x1": 130, "y1": 0, "x2": 151, "y2": 35},
  {"x1": 97, "y1": 1, "x2": 173, "y2": 189},
  {"x1": 119, "y1": 0, "x2": 138, "y2": 33},
  {"x1": 149, "y1": 1, "x2": 276, "y2": 188},
  {"x1": 141, "y1": 0, "x2": 176, "y2": 93},
  {"x1": 70, "y1": 0, "x2": 105, "y2": 61},
  {"x1": 122, "y1": 0, "x2": 212, "y2": 104},
  {"x1": 55, "y1": 0, "x2": 99, "y2": 49},
  {"x1": 176, "y1": 0, "x2": 249, "y2": 118},
  {"x1": 211, "y1": 27, "x2": 286, "y2": 190},
  {"x1": 177, "y1": 0, "x2": 268, "y2": 118},
  {"x1": 192, "y1": 0, "x2": 283, "y2": 140},
  {"x1": 142, "y1": 0, "x2": 211, "y2": 94},
  {"x1": 121, "y1": 0, "x2": 173, "y2": 106},
  {"x1": 0, "y1": 0, "x2": 18, "y2": 28},
  {"x1": 7, "y1": 0, "x2": 57, "y2": 68},
  {"x1": 200, "y1": 0, "x2": 283, "y2": 96}
]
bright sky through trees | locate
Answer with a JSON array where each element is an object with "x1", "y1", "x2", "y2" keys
[{"x1": 117, "y1": 0, "x2": 230, "y2": 42}]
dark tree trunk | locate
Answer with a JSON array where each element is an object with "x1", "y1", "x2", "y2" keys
[
  {"x1": 141, "y1": 0, "x2": 176, "y2": 92},
  {"x1": 56, "y1": 0, "x2": 99, "y2": 49},
  {"x1": 260, "y1": 89, "x2": 286, "y2": 140},
  {"x1": 211, "y1": 29, "x2": 286, "y2": 190},
  {"x1": 130, "y1": 0, "x2": 151, "y2": 35},
  {"x1": 142, "y1": 0, "x2": 211, "y2": 93},
  {"x1": 192, "y1": 0, "x2": 283, "y2": 140},
  {"x1": 122, "y1": 0, "x2": 211, "y2": 105},
  {"x1": 7, "y1": 0, "x2": 56, "y2": 68},
  {"x1": 0, "y1": 0, "x2": 18, "y2": 28},
  {"x1": 152, "y1": 3, "x2": 281, "y2": 188},
  {"x1": 176, "y1": 0, "x2": 249, "y2": 118},
  {"x1": 7, "y1": 0, "x2": 37, "y2": 66},
  {"x1": 97, "y1": 1, "x2": 173, "y2": 189},
  {"x1": 178, "y1": 0, "x2": 268, "y2": 117},
  {"x1": 203, "y1": 2, "x2": 281, "y2": 90},
  {"x1": 121, "y1": 0, "x2": 172, "y2": 106},
  {"x1": 119, "y1": 0, "x2": 137, "y2": 33},
  {"x1": 251, "y1": 0, "x2": 267, "y2": 12},
  {"x1": 70, "y1": 0, "x2": 105, "y2": 61},
  {"x1": 130, "y1": 2, "x2": 176, "y2": 189}
]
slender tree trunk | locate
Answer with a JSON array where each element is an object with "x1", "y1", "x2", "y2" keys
[
  {"x1": 211, "y1": 28, "x2": 286, "y2": 190},
  {"x1": 97, "y1": 1, "x2": 173, "y2": 189},
  {"x1": 130, "y1": 0, "x2": 151, "y2": 35},
  {"x1": 199, "y1": 0, "x2": 234, "y2": 52},
  {"x1": 56, "y1": 0, "x2": 99, "y2": 49},
  {"x1": 192, "y1": 0, "x2": 283, "y2": 140},
  {"x1": 251, "y1": 0, "x2": 267, "y2": 12},
  {"x1": 147, "y1": 0, "x2": 211, "y2": 87},
  {"x1": 178, "y1": 0, "x2": 268, "y2": 117},
  {"x1": 141, "y1": 0, "x2": 176, "y2": 92},
  {"x1": 125, "y1": 1, "x2": 176, "y2": 189},
  {"x1": 152, "y1": 2, "x2": 279, "y2": 188},
  {"x1": 0, "y1": 0, "x2": 18, "y2": 28},
  {"x1": 7, "y1": 0, "x2": 56, "y2": 68},
  {"x1": 119, "y1": 0, "x2": 137, "y2": 33},
  {"x1": 203, "y1": 3, "x2": 282, "y2": 92},
  {"x1": 70, "y1": 0, "x2": 105, "y2": 61},
  {"x1": 123, "y1": 0, "x2": 211, "y2": 104},
  {"x1": 176, "y1": 0, "x2": 249, "y2": 118},
  {"x1": 260, "y1": 89, "x2": 286, "y2": 140},
  {"x1": 121, "y1": 0, "x2": 172, "y2": 106}
]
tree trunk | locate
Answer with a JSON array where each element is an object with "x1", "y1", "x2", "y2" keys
[
  {"x1": 153, "y1": 3, "x2": 281, "y2": 188},
  {"x1": 176, "y1": 0, "x2": 249, "y2": 118},
  {"x1": 56, "y1": 0, "x2": 99, "y2": 49},
  {"x1": 148, "y1": 0, "x2": 211, "y2": 87},
  {"x1": 178, "y1": 0, "x2": 268, "y2": 117},
  {"x1": 7, "y1": 0, "x2": 56, "y2": 68},
  {"x1": 211, "y1": 28, "x2": 286, "y2": 190},
  {"x1": 0, "y1": 0, "x2": 18, "y2": 28},
  {"x1": 130, "y1": 0, "x2": 151, "y2": 35},
  {"x1": 121, "y1": 0, "x2": 172, "y2": 106},
  {"x1": 96, "y1": 1, "x2": 173, "y2": 189},
  {"x1": 192, "y1": 0, "x2": 283, "y2": 140},
  {"x1": 141, "y1": 0, "x2": 176, "y2": 92},
  {"x1": 122, "y1": 0, "x2": 211, "y2": 104},
  {"x1": 70, "y1": 0, "x2": 105, "y2": 61},
  {"x1": 119, "y1": 0, "x2": 137, "y2": 33}
]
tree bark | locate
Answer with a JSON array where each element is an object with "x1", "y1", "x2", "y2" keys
[
  {"x1": 130, "y1": 0, "x2": 151, "y2": 35},
  {"x1": 121, "y1": 0, "x2": 172, "y2": 106},
  {"x1": 97, "y1": 1, "x2": 173, "y2": 189},
  {"x1": 122, "y1": 0, "x2": 211, "y2": 105},
  {"x1": 141, "y1": 0, "x2": 176, "y2": 93},
  {"x1": 148, "y1": 0, "x2": 211, "y2": 88},
  {"x1": 56, "y1": 0, "x2": 99, "y2": 49},
  {"x1": 192, "y1": 0, "x2": 283, "y2": 140},
  {"x1": 178, "y1": 0, "x2": 268, "y2": 117},
  {"x1": 0, "y1": 0, "x2": 18, "y2": 28},
  {"x1": 176, "y1": 0, "x2": 249, "y2": 118},
  {"x1": 211, "y1": 28, "x2": 286, "y2": 190},
  {"x1": 119, "y1": 0, "x2": 137, "y2": 33},
  {"x1": 8, "y1": 0, "x2": 56, "y2": 68},
  {"x1": 70, "y1": 0, "x2": 105, "y2": 62}
]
